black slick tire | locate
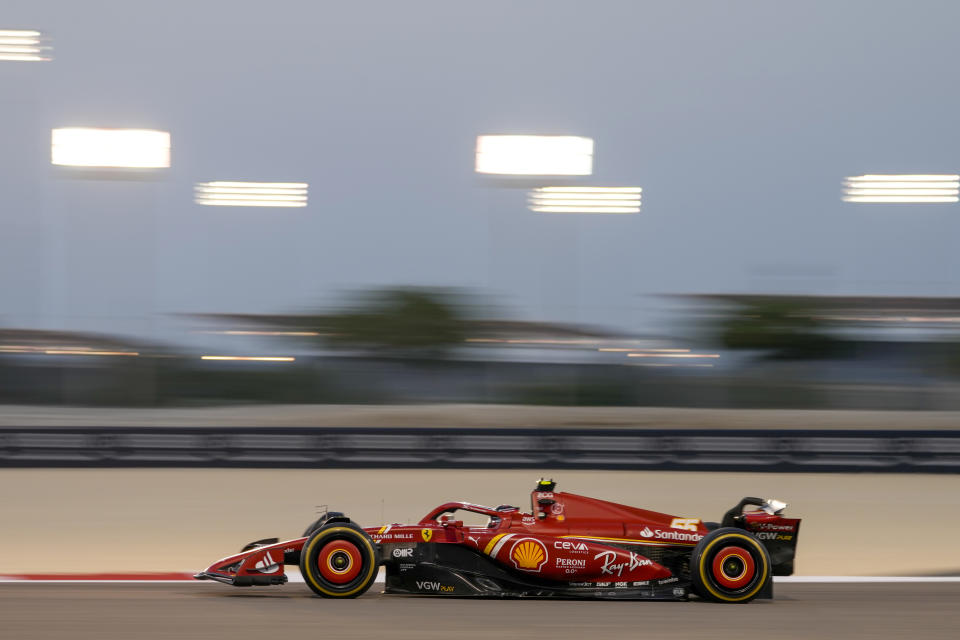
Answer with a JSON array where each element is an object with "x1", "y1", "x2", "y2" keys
[
  {"x1": 299, "y1": 522, "x2": 378, "y2": 598},
  {"x1": 690, "y1": 527, "x2": 771, "y2": 603}
]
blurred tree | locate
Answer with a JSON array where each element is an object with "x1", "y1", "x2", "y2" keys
[
  {"x1": 940, "y1": 342, "x2": 960, "y2": 377},
  {"x1": 323, "y1": 288, "x2": 466, "y2": 357},
  {"x1": 718, "y1": 300, "x2": 837, "y2": 359}
]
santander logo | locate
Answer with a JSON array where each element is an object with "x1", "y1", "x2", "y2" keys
[{"x1": 639, "y1": 525, "x2": 703, "y2": 543}]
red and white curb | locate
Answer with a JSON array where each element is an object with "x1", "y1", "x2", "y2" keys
[
  {"x1": 0, "y1": 567, "x2": 381, "y2": 584},
  {"x1": 0, "y1": 572, "x2": 957, "y2": 584}
]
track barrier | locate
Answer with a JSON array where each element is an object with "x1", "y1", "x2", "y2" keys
[{"x1": 1, "y1": 427, "x2": 958, "y2": 472}]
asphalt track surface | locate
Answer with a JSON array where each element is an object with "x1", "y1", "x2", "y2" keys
[{"x1": 2, "y1": 582, "x2": 958, "y2": 640}]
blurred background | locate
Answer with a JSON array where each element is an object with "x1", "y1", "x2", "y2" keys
[
  {"x1": 4, "y1": 1, "x2": 960, "y2": 408},
  {"x1": 3, "y1": 0, "x2": 960, "y2": 584}
]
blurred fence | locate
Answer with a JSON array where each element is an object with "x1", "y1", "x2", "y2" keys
[
  {"x1": 5, "y1": 355, "x2": 960, "y2": 410},
  {"x1": 1, "y1": 427, "x2": 958, "y2": 472}
]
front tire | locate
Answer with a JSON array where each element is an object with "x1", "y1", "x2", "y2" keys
[
  {"x1": 690, "y1": 527, "x2": 771, "y2": 603},
  {"x1": 299, "y1": 522, "x2": 378, "y2": 598}
]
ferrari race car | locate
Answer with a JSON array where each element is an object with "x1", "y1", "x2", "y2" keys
[{"x1": 195, "y1": 479, "x2": 800, "y2": 603}]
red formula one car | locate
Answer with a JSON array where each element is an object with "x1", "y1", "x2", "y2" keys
[{"x1": 195, "y1": 479, "x2": 800, "y2": 603}]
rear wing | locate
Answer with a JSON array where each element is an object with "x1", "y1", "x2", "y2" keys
[{"x1": 722, "y1": 497, "x2": 801, "y2": 576}]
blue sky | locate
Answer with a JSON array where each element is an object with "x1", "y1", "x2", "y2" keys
[{"x1": 3, "y1": 1, "x2": 960, "y2": 338}]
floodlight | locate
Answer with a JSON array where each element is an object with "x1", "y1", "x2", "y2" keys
[
  {"x1": 51, "y1": 128, "x2": 170, "y2": 168},
  {"x1": 475, "y1": 135, "x2": 593, "y2": 175},
  {"x1": 843, "y1": 174, "x2": 959, "y2": 203},
  {"x1": 0, "y1": 29, "x2": 50, "y2": 62},
  {"x1": 194, "y1": 181, "x2": 308, "y2": 208},
  {"x1": 528, "y1": 186, "x2": 641, "y2": 213}
]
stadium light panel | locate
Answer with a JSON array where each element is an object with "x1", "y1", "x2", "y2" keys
[
  {"x1": 194, "y1": 181, "x2": 309, "y2": 208},
  {"x1": 51, "y1": 128, "x2": 170, "y2": 168},
  {"x1": 0, "y1": 29, "x2": 50, "y2": 62},
  {"x1": 528, "y1": 186, "x2": 641, "y2": 213},
  {"x1": 843, "y1": 174, "x2": 959, "y2": 203},
  {"x1": 475, "y1": 135, "x2": 594, "y2": 175}
]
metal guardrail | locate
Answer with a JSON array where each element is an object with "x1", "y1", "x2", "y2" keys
[{"x1": 1, "y1": 427, "x2": 959, "y2": 472}]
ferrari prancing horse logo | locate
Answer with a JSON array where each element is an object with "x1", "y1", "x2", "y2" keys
[{"x1": 421, "y1": 528, "x2": 433, "y2": 542}]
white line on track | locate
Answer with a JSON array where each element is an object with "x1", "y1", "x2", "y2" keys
[
  {"x1": 1, "y1": 572, "x2": 957, "y2": 584},
  {"x1": 775, "y1": 576, "x2": 960, "y2": 583}
]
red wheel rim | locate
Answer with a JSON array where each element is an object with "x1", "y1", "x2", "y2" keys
[
  {"x1": 711, "y1": 546, "x2": 755, "y2": 589},
  {"x1": 317, "y1": 539, "x2": 363, "y2": 583}
]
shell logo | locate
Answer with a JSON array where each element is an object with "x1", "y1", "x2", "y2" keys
[{"x1": 510, "y1": 539, "x2": 548, "y2": 572}]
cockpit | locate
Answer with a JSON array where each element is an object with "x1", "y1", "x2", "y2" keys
[
  {"x1": 420, "y1": 479, "x2": 559, "y2": 530},
  {"x1": 422, "y1": 503, "x2": 514, "y2": 529}
]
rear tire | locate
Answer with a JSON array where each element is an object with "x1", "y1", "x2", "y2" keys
[
  {"x1": 299, "y1": 522, "x2": 378, "y2": 598},
  {"x1": 690, "y1": 527, "x2": 771, "y2": 603}
]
